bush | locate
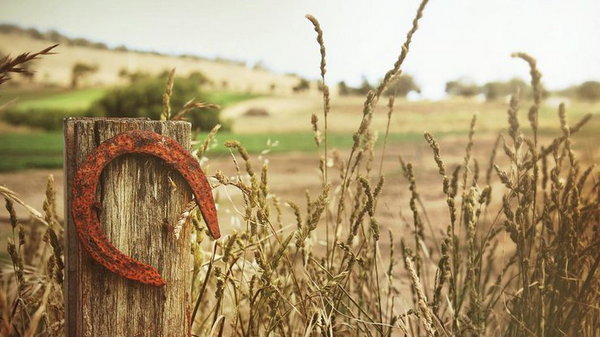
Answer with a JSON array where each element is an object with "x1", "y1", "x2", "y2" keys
[
  {"x1": 482, "y1": 78, "x2": 530, "y2": 101},
  {"x1": 384, "y1": 74, "x2": 420, "y2": 97},
  {"x1": 71, "y1": 62, "x2": 98, "y2": 88},
  {"x1": 481, "y1": 78, "x2": 551, "y2": 101},
  {"x1": 337, "y1": 81, "x2": 351, "y2": 95},
  {"x1": 292, "y1": 78, "x2": 310, "y2": 92},
  {"x1": 445, "y1": 79, "x2": 481, "y2": 97},
  {"x1": 337, "y1": 75, "x2": 420, "y2": 97},
  {"x1": 576, "y1": 81, "x2": 600, "y2": 101},
  {"x1": 0, "y1": 108, "x2": 95, "y2": 131},
  {"x1": 186, "y1": 105, "x2": 228, "y2": 131},
  {"x1": 88, "y1": 75, "x2": 225, "y2": 131}
]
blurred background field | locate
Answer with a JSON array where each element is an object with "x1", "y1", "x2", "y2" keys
[
  {"x1": 0, "y1": 22, "x2": 598, "y2": 214},
  {"x1": 0, "y1": 20, "x2": 599, "y2": 216},
  {"x1": 1, "y1": 89, "x2": 598, "y2": 170}
]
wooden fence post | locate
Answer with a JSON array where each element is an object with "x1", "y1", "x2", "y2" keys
[{"x1": 64, "y1": 118, "x2": 193, "y2": 336}]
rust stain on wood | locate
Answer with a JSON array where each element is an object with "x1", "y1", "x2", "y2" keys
[{"x1": 71, "y1": 129, "x2": 220, "y2": 287}]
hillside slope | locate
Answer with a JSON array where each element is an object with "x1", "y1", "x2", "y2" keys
[{"x1": 0, "y1": 30, "x2": 305, "y2": 94}]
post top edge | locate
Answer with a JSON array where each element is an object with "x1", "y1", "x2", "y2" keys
[{"x1": 63, "y1": 117, "x2": 191, "y2": 126}]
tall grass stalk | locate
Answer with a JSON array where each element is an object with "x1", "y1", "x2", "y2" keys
[{"x1": 1, "y1": 1, "x2": 598, "y2": 336}]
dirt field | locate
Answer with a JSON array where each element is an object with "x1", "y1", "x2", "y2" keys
[
  {"x1": 1, "y1": 94, "x2": 598, "y2": 257},
  {"x1": 0, "y1": 135, "x2": 518, "y2": 250},
  {"x1": 221, "y1": 94, "x2": 600, "y2": 135}
]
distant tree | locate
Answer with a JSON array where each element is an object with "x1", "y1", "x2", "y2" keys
[
  {"x1": 71, "y1": 38, "x2": 89, "y2": 47},
  {"x1": 46, "y1": 30, "x2": 63, "y2": 43},
  {"x1": 482, "y1": 81, "x2": 507, "y2": 101},
  {"x1": 269, "y1": 83, "x2": 276, "y2": 93},
  {"x1": 187, "y1": 71, "x2": 211, "y2": 87},
  {"x1": 338, "y1": 81, "x2": 351, "y2": 96},
  {"x1": 385, "y1": 74, "x2": 420, "y2": 97},
  {"x1": 118, "y1": 69, "x2": 151, "y2": 84},
  {"x1": 483, "y1": 78, "x2": 551, "y2": 101},
  {"x1": 118, "y1": 68, "x2": 129, "y2": 80},
  {"x1": 576, "y1": 81, "x2": 600, "y2": 101},
  {"x1": 482, "y1": 78, "x2": 529, "y2": 101},
  {"x1": 88, "y1": 75, "x2": 225, "y2": 131},
  {"x1": 445, "y1": 79, "x2": 481, "y2": 98},
  {"x1": 293, "y1": 78, "x2": 310, "y2": 93},
  {"x1": 71, "y1": 62, "x2": 98, "y2": 88},
  {"x1": 357, "y1": 77, "x2": 374, "y2": 95},
  {"x1": 92, "y1": 42, "x2": 108, "y2": 49},
  {"x1": 0, "y1": 24, "x2": 20, "y2": 34},
  {"x1": 26, "y1": 28, "x2": 44, "y2": 40},
  {"x1": 252, "y1": 61, "x2": 266, "y2": 71}
]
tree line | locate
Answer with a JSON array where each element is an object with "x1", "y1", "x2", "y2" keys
[{"x1": 330, "y1": 75, "x2": 600, "y2": 101}]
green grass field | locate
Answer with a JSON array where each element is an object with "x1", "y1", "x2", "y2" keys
[
  {"x1": 3, "y1": 116, "x2": 596, "y2": 172},
  {"x1": 205, "y1": 91, "x2": 259, "y2": 107},
  {"x1": 0, "y1": 132, "x2": 64, "y2": 171},
  {"x1": 1, "y1": 87, "x2": 598, "y2": 171},
  {"x1": 0, "y1": 87, "x2": 107, "y2": 111},
  {"x1": 0, "y1": 87, "x2": 256, "y2": 112},
  {"x1": 0, "y1": 87, "x2": 264, "y2": 170},
  {"x1": 0, "y1": 130, "x2": 440, "y2": 171}
]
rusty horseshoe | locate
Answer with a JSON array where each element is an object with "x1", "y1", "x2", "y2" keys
[{"x1": 71, "y1": 130, "x2": 220, "y2": 287}]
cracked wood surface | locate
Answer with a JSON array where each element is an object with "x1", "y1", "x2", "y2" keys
[{"x1": 64, "y1": 118, "x2": 192, "y2": 337}]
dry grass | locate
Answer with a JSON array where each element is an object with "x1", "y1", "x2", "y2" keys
[
  {"x1": 0, "y1": 1, "x2": 598, "y2": 336},
  {"x1": 0, "y1": 44, "x2": 57, "y2": 86},
  {"x1": 0, "y1": 176, "x2": 63, "y2": 336}
]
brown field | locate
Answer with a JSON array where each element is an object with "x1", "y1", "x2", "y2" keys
[
  {"x1": 1, "y1": 89, "x2": 598, "y2": 232},
  {"x1": 1, "y1": 121, "x2": 595, "y2": 251},
  {"x1": 2, "y1": 89, "x2": 597, "y2": 261},
  {"x1": 222, "y1": 94, "x2": 600, "y2": 134}
]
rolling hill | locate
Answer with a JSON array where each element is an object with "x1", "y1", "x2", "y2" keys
[{"x1": 0, "y1": 24, "x2": 308, "y2": 95}]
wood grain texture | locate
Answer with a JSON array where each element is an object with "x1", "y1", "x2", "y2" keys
[{"x1": 64, "y1": 118, "x2": 193, "y2": 337}]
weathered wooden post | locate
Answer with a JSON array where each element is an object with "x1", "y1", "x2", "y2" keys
[{"x1": 64, "y1": 118, "x2": 194, "y2": 336}]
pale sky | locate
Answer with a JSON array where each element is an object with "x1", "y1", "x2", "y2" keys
[{"x1": 1, "y1": 0, "x2": 599, "y2": 98}]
